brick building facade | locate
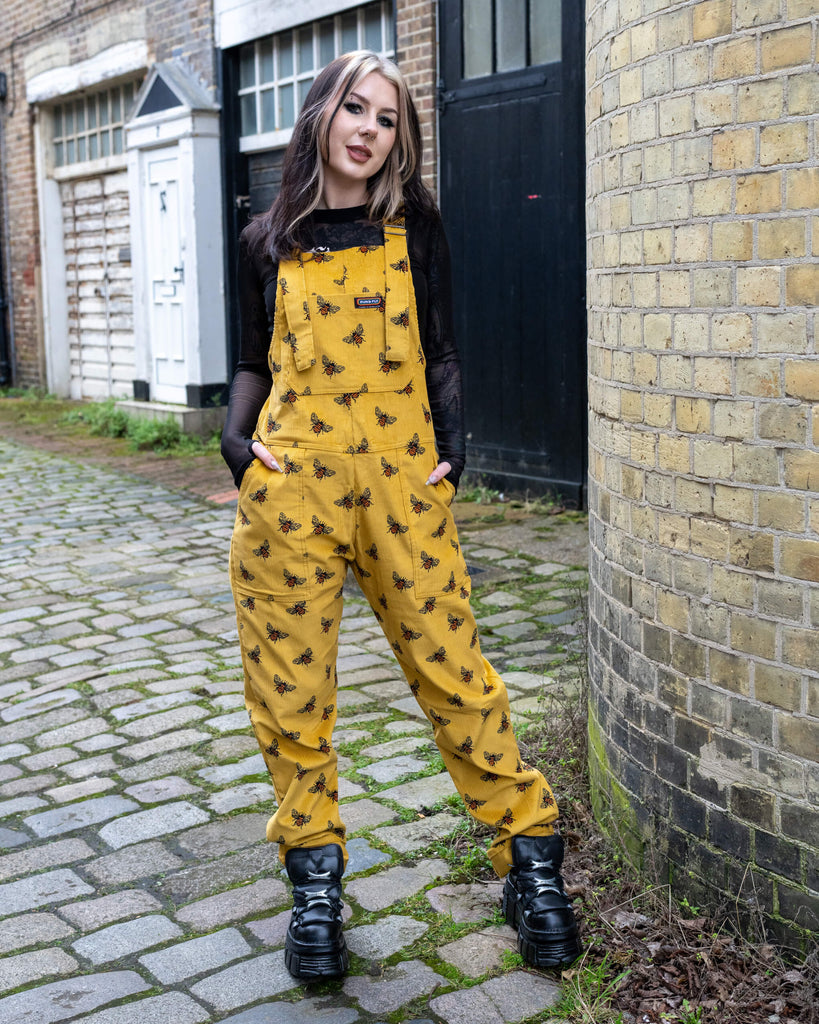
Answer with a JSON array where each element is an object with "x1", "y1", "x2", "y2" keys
[{"x1": 587, "y1": 0, "x2": 818, "y2": 948}]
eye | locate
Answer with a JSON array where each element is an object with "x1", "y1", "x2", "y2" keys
[
  {"x1": 344, "y1": 101, "x2": 363, "y2": 115},
  {"x1": 378, "y1": 115, "x2": 396, "y2": 129}
]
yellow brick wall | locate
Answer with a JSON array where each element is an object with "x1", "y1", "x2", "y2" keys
[{"x1": 586, "y1": 0, "x2": 818, "y2": 948}]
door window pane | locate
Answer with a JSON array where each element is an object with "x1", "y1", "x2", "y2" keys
[
  {"x1": 531, "y1": 0, "x2": 562, "y2": 66},
  {"x1": 279, "y1": 83, "x2": 295, "y2": 128},
  {"x1": 299, "y1": 78, "x2": 313, "y2": 109},
  {"x1": 341, "y1": 10, "x2": 358, "y2": 52},
  {"x1": 463, "y1": 0, "x2": 492, "y2": 79},
  {"x1": 261, "y1": 88, "x2": 276, "y2": 132},
  {"x1": 240, "y1": 44, "x2": 256, "y2": 88},
  {"x1": 319, "y1": 20, "x2": 335, "y2": 65},
  {"x1": 364, "y1": 4, "x2": 382, "y2": 51},
  {"x1": 241, "y1": 93, "x2": 257, "y2": 135},
  {"x1": 279, "y1": 33, "x2": 294, "y2": 77},
  {"x1": 298, "y1": 29, "x2": 314, "y2": 72},
  {"x1": 496, "y1": 0, "x2": 527, "y2": 72},
  {"x1": 260, "y1": 39, "x2": 274, "y2": 83}
]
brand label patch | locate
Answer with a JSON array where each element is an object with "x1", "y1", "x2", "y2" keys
[{"x1": 354, "y1": 295, "x2": 385, "y2": 311}]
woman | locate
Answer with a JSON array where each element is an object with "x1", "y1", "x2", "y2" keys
[{"x1": 221, "y1": 50, "x2": 580, "y2": 980}]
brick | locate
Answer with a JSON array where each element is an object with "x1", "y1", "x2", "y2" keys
[
  {"x1": 714, "y1": 485, "x2": 754, "y2": 524},
  {"x1": 761, "y1": 24, "x2": 813, "y2": 72},
  {"x1": 758, "y1": 312, "x2": 808, "y2": 353},
  {"x1": 712, "y1": 221, "x2": 753, "y2": 261},
  {"x1": 731, "y1": 613, "x2": 777, "y2": 659},
  {"x1": 786, "y1": 265, "x2": 819, "y2": 306},
  {"x1": 761, "y1": 123, "x2": 809, "y2": 167},
  {"x1": 758, "y1": 578, "x2": 805, "y2": 622},
  {"x1": 676, "y1": 397, "x2": 711, "y2": 433},
  {"x1": 714, "y1": 400, "x2": 754, "y2": 439},
  {"x1": 731, "y1": 530, "x2": 775, "y2": 573},
  {"x1": 758, "y1": 219, "x2": 806, "y2": 259},
  {"x1": 758, "y1": 491, "x2": 806, "y2": 532},
  {"x1": 712, "y1": 129, "x2": 756, "y2": 171},
  {"x1": 737, "y1": 267, "x2": 782, "y2": 307},
  {"x1": 736, "y1": 172, "x2": 783, "y2": 214},
  {"x1": 693, "y1": 0, "x2": 732, "y2": 40},
  {"x1": 788, "y1": 70, "x2": 819, "y2": 116},
  {"x1": 737, "y1": 79, "x2": 784, "y2": 122},
  {"x1": 713, "y1": 36, "x2": 757, "y2": 80},
  {"x1": 777, "y1": 713, "x2": 819, "y2": 759},
  {"x1": 759, "y1": 403, "x2": 809, "y2": 442},
  {"x1": 784, "y1": 450, "x2": 819, "y2": 490},
  {"x1": 693, "y1": 439, "x2": 733, "y2": 478},
  {"x1": 674, "y1": 223, "x2": 709, "y2": 262},
  {"x1": 786, "y1": 167, "x2": 819, "y2": 210},
  {"x1": 712, "y1": 313, "x2": 753, "y2": 352},
  {"x1": 695, "y1": 86, "x2": 734, "y2": 128},
  {"x1": 693, "y1": 177, "x2": 732, "y2": 216},
  {"x1": 710, "y1": 649, "x2": 750, "y2": 695},
  {"x1": 731, "y1": 785, "x2": 775, "y2": 830},
  {"x1": 659, "y1": 96, "x2": 693, "y2": 136},
  {"x1": 712, "y1": 566, "x2": 754, "y2": 607},
  {"x1": 690, "y1": 518, "x2": 729, "y2": 559},
  {"x1": 692, "y1": 268, "x2": 732, "y2": 306},
  {"x1": 782, "y1": 627, "x2": 819, "y2": 672},
  {"x1": 736, "y1": 358, "x2": 782, "y2": 397}
]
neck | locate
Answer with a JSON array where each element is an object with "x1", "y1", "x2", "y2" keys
[{"x1": 319, "y1": 176, "x2": 368, "y2": 211}]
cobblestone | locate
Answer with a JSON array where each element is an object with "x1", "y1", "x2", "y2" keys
[
  {"x1": 59, "y1": 889, "x2": 163, "y2": 930},
  {"x1": 0, "y1": 948, "x2": 78, "y2": 993},
  {"x1": 24, "y1": 795, "x2": 140, "y2": 838},
  {"x1": 98, "y1": 800, "x2": 210, "y2": 849},
  {"x1": 189, "y1": 951, "x2": 298, "y2": 1010},
  {"x1": 72, "y1": 915, "x2": 183, "y2": 964},
  {"x1": 345, "y1": 859, "x2": 449, "y2": 911},
  {"x1": 343, "y1": 959, "x2": 449, "y2": 1014},
  {"x1": 0, "y1": 837, "x2": 95, "y2": 882},
  {"x1": 0, "y1": 913, "x2": 75, "y2": 955},
  {"x1": 74, "y1": 992, "x2": 210, "y2": 1024},
  {"x1": 0, "y1": 868, "x2": 95, "y2": 915},
  {"x1": 139, "y1": 927, "x2": 252, "y2": 983},
  {"x1": 175, "y1": 878, "x2": 288, "y2": 929}
]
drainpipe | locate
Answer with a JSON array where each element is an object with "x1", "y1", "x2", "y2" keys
[{"x1": 0, "y1": 70, "x2": 14, "y2": 386}]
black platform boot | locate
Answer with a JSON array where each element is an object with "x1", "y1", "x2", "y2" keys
[
  {"x1": 284, "y1": 844, "x2": 349, "y2": 980},
  {"x1": 502, "y1": 834, "x2": 582, "y2": 969}
]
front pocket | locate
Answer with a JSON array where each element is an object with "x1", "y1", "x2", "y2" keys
[
  {"x1": 399, "y1": 462, "x2": 467, "y2": 600},
  {"x1": 230, "y1": 456, "x2": 312, "y2": 601}
]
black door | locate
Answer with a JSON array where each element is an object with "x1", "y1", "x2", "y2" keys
[{"x1": 439, "y1": 0, "x2": 586, "y2": 503}]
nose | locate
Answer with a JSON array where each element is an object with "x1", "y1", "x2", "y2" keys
[{"x1": 360, "y1": 120, "x2": 377, "y2": 139}]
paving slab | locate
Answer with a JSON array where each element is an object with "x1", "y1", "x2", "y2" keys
[
  {"x1": 425, "y1": 881, "x2": 505, "y2": 923},
  {"x1": 359, "y1": 736, "x2": 431, "y2": 760},
  {"x1": 430, "y1": 970, "x2": 561, "y2": 1024},
  {"x1": 219, "y1": 997, "x2": 359, "y2": 1024},
  {"x1": 116, "y1": 749, "x2": 206, "y2": 782},
  {"x1": 98, "y1": 799, "x2": 210, "y2": 848},
  {"x1": 0, "y1": 837, "x2": 95, "y2": 882},
  {"x1": 117, "y1": 705, "x2": 209, "y2": 738},
  {"x1": 197, "y1": 754, "x2": 266, "y2": 785},
  {"x1": 139, "y1": 927, "x2": 252, "y2": 983},
  {"x1": 118, "y1": 728, "x2": 211, "y2": 761},
  {"x1": 357, "y1": 755, "x2": 430, "y2": 783},
  {"x1": 345, "y1": 858, "x2": 450, "y2": 911},
  {"x1": 0, "y1": 867, "x2": 94, "y2": 916},
  {"x1": 372, "y1": 772, "x2": 457, "y2": 809},
  {"x1": 342, "y1": 959, "x2": 450, "y2": 1014},
  {"x1": 0, "y1": 970, "x2": 149, "y2": 1024},
  {"x1": 157, "y1": 844, "x2": 281, "y2": 903},
  {"x1": 345, "y1": 914, "x2": 429, "y2": 959},
  {"x1": 0, "y1": 947, "x2": 78, "y2": 993},
  {"x1": 0, "y1": 912, "x2": 75, "y2": 955},
  {"x1": 175, "y1": 812, "x2": 269, "y2": 858},
  {"x1": 346, "y1": 836, "x2": 391, "y2": 875},
  {"x1": 437, "y1": 924, "x2": 517, "y2": 977},
  {"x1": 71, "y1": 992, "x2": 210, "y2": 1024},
  {"x1": 123, "y1": 775, "x2": 201, "y2": 803},
  {"x1": 206, "y1": 781, "x2": 275, "y2": 813},
  {"x1": 82, "y1": 839, "x2": 186, "y2": 884},
  {"x1": 58, "y1": 888, "x2": 163, "y2": 929},
  {"x1": 372, "y1": 812, "x2": 461, "y2": 854},
  {"x1": 189, "y1": 950, "x2": 299, "y2": 1010},
  {"x1": 175, "y1": 877, "x2": 288, "y2": 929},
  {"x1": 341, "y1": 797, "x2": 396, "y2": 833}
]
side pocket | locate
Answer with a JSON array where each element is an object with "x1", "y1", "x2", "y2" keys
[
  {"x1": 399, "y1": 461, "x2": 466, "y2": 599},
  {"x1": 230, "y1": 457, "x2": 312, "y2": 600}
]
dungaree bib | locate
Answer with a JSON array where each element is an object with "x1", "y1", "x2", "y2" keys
[{"x1": 230, "y1": 223, "x2": 558, "y2": 874}]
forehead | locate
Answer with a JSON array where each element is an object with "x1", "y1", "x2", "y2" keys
[{"x1": 343, "y1": 71, "x2": 398, "y2": 108}]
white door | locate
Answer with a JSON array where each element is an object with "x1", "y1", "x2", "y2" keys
[{"x1": 145, "y1": 149, "x2": 186, "y2": 402}]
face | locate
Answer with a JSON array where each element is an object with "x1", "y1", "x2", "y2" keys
[{"x1": 322, "y1": 71, "x2": 399, "y2": 204}]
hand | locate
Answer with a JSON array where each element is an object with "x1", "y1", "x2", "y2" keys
[
  {"x1": 251, "y1": 440, "x2": 283, "y2": 472},
  {"x1": 425, "y1": 461, "x2": 452, "y2": 486}
]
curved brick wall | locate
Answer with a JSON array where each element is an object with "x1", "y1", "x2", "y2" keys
[{"x1": 586, "y1": 0, "x2": 818, "y2": 948}]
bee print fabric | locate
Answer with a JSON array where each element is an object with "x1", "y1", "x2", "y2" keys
[{"x1": 230, "y1": 223, "x2": 558, "y2": 877}]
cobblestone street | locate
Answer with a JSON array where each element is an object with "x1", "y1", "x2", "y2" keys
[{"x1": 0, "y1": 436, "x2": 588, "y2": 1024}]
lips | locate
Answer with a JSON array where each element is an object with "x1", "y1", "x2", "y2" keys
[{"x1": 346, "y1": 144, "x2": 372, "y2": 163}]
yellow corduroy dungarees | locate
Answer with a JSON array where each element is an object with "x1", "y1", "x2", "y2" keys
[{"x1": 230, "y1": 221, "x2": 558, "y2": 876}]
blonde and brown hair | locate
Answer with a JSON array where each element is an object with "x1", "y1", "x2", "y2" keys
[{"x1": 256, "y1": 50, "x2": 434, "y2": 260}]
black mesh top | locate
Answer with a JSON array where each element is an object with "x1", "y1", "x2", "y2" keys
[{"x1": 220, "y1": 205, "x2": 465, "y2": 491}]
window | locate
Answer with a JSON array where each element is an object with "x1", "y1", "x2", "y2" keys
[
  {"x1": 463, "y1": 0, "x2": 562, "y2": 79},
  {"x1": 238, "y1": 1, "x2": 394, "y2": 145},
  {"x1": 52, "y1": 81, "x2": 138, "y2": 167}
]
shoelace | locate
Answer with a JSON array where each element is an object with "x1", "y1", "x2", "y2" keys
[
  {"x1": 293, "y1": 869, "x2": 342, "y2": 917},
  {"x1": 518, "y1": 860, "x2": 566, "y2": 900}
]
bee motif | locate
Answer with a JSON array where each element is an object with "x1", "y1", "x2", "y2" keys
[
  {"x1": 287, "y1": 600, "x2": 307, "y2": 616},
  {"x1": 498, "y1": 712, "x2": 510, "y2": 734},
  {"x1": 495, "y1": 808, "x2": 515, "y2": 828},
  {"x1": 480, "y1": 708, "x2": 491, "y2": 722},
  {"x1": 311, "y1": 515, "x2": 333, "y2": 535},
  {"x1": 294, "y1": 763, "x2": 309, "y2": 780},
  {"x1": 311, "y1": 250, "x2": 334, "y2": 263},
  {"x1": 291, "y1": 809, "x2": 312, "y2": 828},
  {"x1": 394, "y1": 380, "x2": 414, "y2": 396},
  {"x1": 417, "y1": 596, "x2": 438, "y2": 617},
  {"x1": 405, "y1": 433, "x2": 425, "y2": 457},
  {"x1": 355, "y1": 487, "x2": 373, "y2": 509},
  {"x1": 464, "y1": 794, "x2": 486, "y2": 811},
  {"x1": 345, "y1": 437, "x2": 369, "y2": 454},
  {"x1": 272, "y1": 674, "x2": 296, "y2": 695},
  {"x1": 390, "y1": 307, "x2": 410, "y2": 329},
  {"x1": 541, "y1": 791, "x2": 556, "y2": 808},
  {"x1": 282, "y1": 728, "x2": 301, "y2": 741},
  {"x1": 283, "y1": 569, "x2": 306, "y2": 589},
  {"x1": 386, "y1": 514, "x2": 408, "y2": 536},
  {"x1": 334, "y1": 490, "x2": 355, "y2": 510},
  {"x1": 318, "y1": 736, "x2": 331, "y2": 754},
  {"x1": 442, "y1": 572, "x2": 457, "y2": 593},
  {"x1": 456, "y1": 736, "x2": 474, "y2": 755},
  {"x1": 378, "y1": 352, "x2": 401, "y2": 374},
  {"x1": 429, "y1": 710, "x2": 451, "y2": 727},
  {"x1": 447, "y1": 693, "x2": 464, "y2": 708},
  {"x1": 322, "y1": 704, "x2": 334, "y2": 721},
  {"x1": 310, "y1": 413, "x2": 332, "y2": 434},
  {"x1": 282, "y1": 388, "x2": 299, "y2": 404},
  {"x1": 279, "y1": 277, "x2": 289, "y2": 295},
  {"x1": 426, "y1": 646, "x2": 446, "y2": 663},
  {"x1": 239, "y1": 561, "x2": 255, "y2": 582},
  {"x1": 381, "y1": 457, "x2": 399, "y2": 478},
  {"x1": 278, "y1": 512, "x2": 302, "y2": 534},
  {"x1": 392, "y1": 640, "x2": 403, "y2": 656},
  {"x1": 240, "y1": 595, "x2": 255, "y2": 612},
  {"x1": 357, "y1": 566, "x2": 372, "y2": 578},
  {"x1": 410, "y1": 494, "x2": 432, "y2": 515},
  {"x1": 375, "y1": 406, "x2": 397, "y2": 428},
  {"x1": 333, "y1": 265, "x2": 349, "y2": 286},
  {"x1": 334, "y1": 389, "x2": 362, "y2": 407},
  {"x1": 265, "y1": 739, "x2": 280, "y2": 757},
  {"x1": 379, "y1": 593, "x2": 389, "y2": 609},
  {"x1": 343, "y1": 324, "x2": 365, "y2": 347},
  {"x1": 333, "y1": 543, "x2": 350, "y2": 556},
  {"x1": 451, "y1": 539, "x2": 461, "y2": 554},
  {"x1": 400, "y1": 622, "x2": 421, "y2": 642},
  {"x1": 422, "y1": 403, "x2": 431, "y2": 424},
  {"x1": 420, "y1": 551, "x2": 440, "y2": 572},
  {"x1": 515, "y1": 779, "x2": 535, "y2": 793},
  {"x1": 266, "y1": 624, "x2": 289, "y2": 642},
  {"x1": 460, "y1": 667, "x2": 474, "y2": 684},
  {"x1": 266, "y1": 413, "x2": 281, "y2": 433},
  {"x1": 320, "y1": 617, "x2": 334, "y2": 634},
  {"x1": 250, "y1": 485, "x2": 268, "y2": 504},
  {"x1": 390, "y1": 257, "x2": 409, "y2": 273},
  {"x1": 480, "y1": 771, "x2": 499, "y2": 784},
  {"x1": 321, "y1": 355, "x2": 345, "y2": 377},
  {"x1": 238, "y1": 506, "x2": 251, "y2": 527},
  {"x1": 270, "y1": 359, "x2": 282, "y2": 373},
  {"x1": 283, "y1": 331, "x2": 298, "y2": 351},
  {"x1": 484, "y1": 751, "x2": 504, "y2": 767},
  {"x1": 358, "y1": 244, "x2": 378, "y2": 254},
  {"x1": 313, "y1": 458, "x2": 335, "y2": 480},
  {"x1": 302, "y1": 301, "x2": 311, "y2": 321},
  {"x1": 328, "y1": 819, "x2": 344, "y2": 835},
  {"x1": 448, "y1": 613, "x2": 464, "y2": 632},
  {"x1": 315, "y1": 567, "x2": 335, "y2": 585},
  {"x1": 283, "y1": 454, "x2": 301, "y2": 474},
  {"x1": 392, "y1": 571, "x2": 413, "y2": 592},
  {"x1": 316, "y1": 295, "x2": 340, "y2": 316},
  {"x1": 293, "y1": 648, "x2": 314, "y2": 666},
  {"x1": 460, "y1": 585, "x2": 470, "y2": 600},
  {"x1": 298, "y1": 695, "x2": 317, "y2": 715},
  {"x1": 470, "y1": 628, "x2": 478, "y2": 648},
  {"x1": 410, "y1": 679, "x2": 421, "y2": 696},
  {"x1": 365, "y1": 543, "x2": 378, "y2": 560},
  {"x1": 328, "y1": 789, "x2": 339, "y2": 804},
  {"x1": 483, "y1": 680, "x2": 496, "y2": 695},
  {"x1": 247, "y1": 644, "x2": 261, "y2": 664}
]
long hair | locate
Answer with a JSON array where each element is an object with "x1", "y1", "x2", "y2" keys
[{"x1": 252, "y1": 50, "x2": 435, "y2": 261}]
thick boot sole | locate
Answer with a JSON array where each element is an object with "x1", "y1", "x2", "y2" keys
[
  {"x1": 284, "y1": 934, "x2": 349, "y2": 980},
  {"x1": 503, "y1": 881, "x2": 582, "y2": 969}
]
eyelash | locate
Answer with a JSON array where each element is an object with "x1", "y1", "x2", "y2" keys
[{"x1": 344, "y1": 102, "x2": 395, "y2": 130}]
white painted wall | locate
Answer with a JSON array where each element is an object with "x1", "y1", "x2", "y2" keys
[{"x1": 215, "y1": 0, "x2": 359, "y2": 49}]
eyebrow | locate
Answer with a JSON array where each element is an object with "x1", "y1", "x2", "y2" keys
[{"x1": 348, "y1": 91, "x2": 398, "y2": 116}]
